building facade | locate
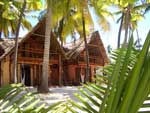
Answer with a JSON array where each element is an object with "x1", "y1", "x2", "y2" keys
[{"x1": 0, "y1": 19, "x2": 108, "y2": 87}]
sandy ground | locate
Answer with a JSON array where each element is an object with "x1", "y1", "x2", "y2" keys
[
  {"x1": 27, "y1": 86, "x2": 150, "y2": 112},
  {"x1": 28, "y1": 86, "x2": 81, "y2": 106}
]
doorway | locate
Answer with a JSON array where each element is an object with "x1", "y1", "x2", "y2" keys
[
  {"x1": 0, "y1": 62, "x2": 1, "y2": 87},
  {"x1": 75, "y1": 67, "x2": 91, "y2": 84},
  {"x1": 0, "y1": 72, "x2": 1, "y2": 87},
  {"x1": 75, "y1": 67, "x2": 81, "y2": 84},
  {"x1": 50, "y1": 64, "x2": 59, "y2": 85},
  {"x1": 21, "y1": 64, "x2": 31, "y2": 86}
]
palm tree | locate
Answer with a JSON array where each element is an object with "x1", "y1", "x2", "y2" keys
[
  {"x1": 12, "y1": 0, "x2": 42, "y2": 83},
  {"x1": 117, "y1": 13, "x2": 124, "y2": 48},
  {"x1": 82, "y1": 13, "x2": 90, "y2": 82},
  {"x1": 134, "y1": 29, "x2": 142, "y2": 50},
  {"x1": 0, "y1": 0, "x2": 32, "y2": 39},
  {"x1": 38, "y1": 0, "x2": 69, "y2": 87},
  {"x1": 13, "y1": 0, "x2": 27, "y2": 83},
  {"x1": 38, "y1": 1, "x2": 52, "y2": 93},
  {"x1": 63, "y1": 0, "x2": 93, "y2": 82},
  {"x1": 66, "y1": 0, "x2": 110, "y2": 82},
  {"x1": 114, "y1": 0, "x2": 149, "y2": 48},
  {"x1": 62, "y1": 0, "x2": 92, "y2": 82},
  {"x1": 81, "y1": 1, "x2": 90, "y2": 82},
  {"x1": 38, "y1": 0, "x2": 71, "y2": 92},
  {"x1": 83, "y1": 0, "x2": 112, "y2": 82},
  {"x1": 90, "y1": 0, "x2": 112, "y2": 31},
  {"x1": 0, "y1": 0, "x2": 42, "y2": 83},
  {"x1": 54, "y1": 0, "x2": 92, "y2": 84},
  {"x1": 38, "y1": 0, "x2": 111, "y2": 88},
  {"x1": 123, "y1": 4, "x2": 131, "y2": 46},
  {"x1": 57, "y1": 0, "x2": 111, "y2": 82}
]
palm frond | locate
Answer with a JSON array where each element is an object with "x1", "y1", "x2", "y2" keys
[
  {"x1": 56, "y1": 31, "x2": 150, "y2": 113},
  {"x1": 0, "y1": 84, "x2": 63, "y2": 113}
]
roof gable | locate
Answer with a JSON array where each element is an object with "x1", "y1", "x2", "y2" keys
[
  {"x1": 63, "y1": 31, "x2": 109, "y2": 64},
  {"x1": 0, "y1": 18, "x2": 108, "y2": 64}
]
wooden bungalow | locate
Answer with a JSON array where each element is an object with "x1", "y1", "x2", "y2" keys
[{"x1": 0, "y1": 19, "x2": 108, "y2": 87}]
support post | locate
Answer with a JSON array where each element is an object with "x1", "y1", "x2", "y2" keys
[
  {"x1": 17, "y1": 64, "x2": 21, "y2": 82},
  {"x1": 30, "y1": 65, "x2": 33, "y2": 86},
  {"x1": 59, "y1": 54, "x2": 62, "y2": 86}
]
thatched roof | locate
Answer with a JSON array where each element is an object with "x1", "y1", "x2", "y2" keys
[
  {"x1": 0, "y1": 39, "x2": 15, "y2": 59},
  {"x1": 64, "y1": 34, "x2": 92, "y2": 59},
  {"x1": 0, "y1": 19, "x2": 44, "y2": 61},
  {"x1": 0, "y1": 18, "x2": 108, "y2": 64},
  {"x1": 0, "y1": 19, "x2": 66, "y2": 61},
  {"x1": 0, "y1": 38, "x2": 23, "y2": 60},
  {"x1": 63, "y1": 31, "x2": 109, "y2": 64},
  {"x1": 0, "y1": 31, "x2": 108, "y2": 64}
]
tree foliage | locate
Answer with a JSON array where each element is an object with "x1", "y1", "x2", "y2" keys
[{"x1": 0, "y1": 0, "x2": 42, "y2": 38}]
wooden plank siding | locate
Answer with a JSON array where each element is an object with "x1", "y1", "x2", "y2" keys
[{"x1": 0, "y1": 18, "x2": 108, "y2": 86}]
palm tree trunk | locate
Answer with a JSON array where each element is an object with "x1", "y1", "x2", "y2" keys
[
  {"x1": 117, "y1": 13, "x2": 124, "y2": 48},
  {"x1": 13, "y1": 0, "x2": 26, "y2": 83},
  {"x1": 0, "y1": 32, "x2": 2, "y2": 39},
  {"x1": 123, "y1": 5, "x2": 130, "y2": 46},
  {"x1": 82, "y1": 11, "x2": 90, "y2": 82},
  {"x1": 0, "y1": 32, "x2": 3, "y2": 41},
  {"x1": 57, "y1": 19, "x2": 64, "y2": 86},
  {"x1": 59, "y1": 54, "x2": 62, "y2": 86},
  {"x1": 136, "y1": 29, "x2": 141, "y2": 50},
  {"x1": 38, "y1": 7, "x2": 52, "y2": 93}
]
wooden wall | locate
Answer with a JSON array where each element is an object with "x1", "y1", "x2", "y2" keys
[
  {"x1": 67, "y1": 65, "x2": 76, "y2": 84},
  {"x1": 1, "y1": 56, "x2": 10, "y2": 86},
  {"x1": 0, "y1": 30, "x2": 107, "y2": 86},
  {"x1": 65, "y1": 65, "x2": 96, "y2": 85}
]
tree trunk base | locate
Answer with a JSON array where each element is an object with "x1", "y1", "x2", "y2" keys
[{"x1": 38, "y1": 87, "x2": 49, "y2": 93}]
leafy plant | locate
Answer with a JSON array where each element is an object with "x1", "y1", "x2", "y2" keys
[
  {"x1": 0, "y1": 84, "x2": 62, "y2": 113},
  {"x1": 58, "y1": 31, "x2": 150, "y2": 113}
]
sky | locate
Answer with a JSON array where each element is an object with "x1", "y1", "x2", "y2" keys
[
  {"x1": 90, "y1": 7, "x2": 150, "y2": 49},
  {"x1": 19, "y1": 5, "x2": 150, "y2": 50}
]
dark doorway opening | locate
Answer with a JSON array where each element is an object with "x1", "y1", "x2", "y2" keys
[
  {"x1": 85, "y1": 67, "x2": 91, "y2": 82},
  {"x1": 50, "y1": 64, "x2": 59, "y2": 85},
  {"x1": 0, "y1": 62, "x2": 1, "y2": 87},
  {"x1": 75, "y1": 67, "x2": 91, "y2": 84},
  {"x1": 21, "y1": 64, "x2": 31, "y2": 86},
  {"x1": 75, "y1": 67, "x2": 81, "y2": 85}
]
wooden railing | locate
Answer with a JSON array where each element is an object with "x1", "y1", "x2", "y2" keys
[
  {"x1": 79, "y1": 55, "x2": 104, "y2": 65},
  {"x1": 19, "y1": 48, "x2": 58, "y2": 55},
  {"x1": 18, "y1": 57, "x2": 58, "y2": 65}
]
